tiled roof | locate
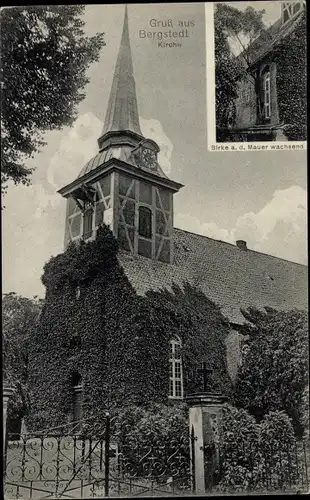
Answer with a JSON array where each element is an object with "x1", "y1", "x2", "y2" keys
[
  {"x1": 118, "y1": 228, "x2": 308, "y2": 324},
  {"x1": 78, "y1": 145, "x2": 169, "y2": 180}
]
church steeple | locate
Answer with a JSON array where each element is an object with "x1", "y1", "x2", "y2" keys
[
  {"x1": 100, "y1": 5, "x2": 142, "y2": 143},
  {"x1": 59, "y1": 5, "x2": 184, "y2": 263}
]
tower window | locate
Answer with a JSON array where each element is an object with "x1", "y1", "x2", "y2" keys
[
  {"x1": 263, "y1": 70, "x2": 271, "y2": 120},
  {"x1": 138, "y1": 206, "x2": 152, "y2": 239},
  {"x1": 169, "y1": 337, "x2": 183, "y2": 399},
  {"x1": 83, "y1": 206, "x2": 93, "y2": 240}
]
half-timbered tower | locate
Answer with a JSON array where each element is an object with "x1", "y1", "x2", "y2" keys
[{"x1": 58, "y1": 6, "x2": 183, "y2": 264}]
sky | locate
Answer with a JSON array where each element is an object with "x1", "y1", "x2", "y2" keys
[{"x1": 2, "y1": 2, "x2": 307, "y2": 299}]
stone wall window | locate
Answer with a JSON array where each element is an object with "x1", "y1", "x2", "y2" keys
[
  {"x1": 138, "y1": 206, "x2": 152, "y2": 239},
  {"x1": 169, "y1": 337, "x2": 183, "y2": 399}
]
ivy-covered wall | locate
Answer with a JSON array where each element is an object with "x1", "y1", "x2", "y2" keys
[
  {"x1": 146, "y1": 285, "x2": 232, "y2": 396},
  {"x1": 27, "y1": 225, "x2": 231, "y2": 431},
  {"x1": 274, "y1": 12, "x2": 306, "y2": 140}
]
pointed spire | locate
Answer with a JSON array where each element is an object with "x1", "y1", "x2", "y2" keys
[{"x1": 101, "y1": 5, "x2": 142, "y2": 137}]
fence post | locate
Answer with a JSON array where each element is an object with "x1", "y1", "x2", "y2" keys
[
  {"x1": 186, "y1": 395, "x2": 206, "y2": 494},
  {"x1": 186, "y1": 393, "x2": 227, "y2": 493},
  {"x1": 3, "y1": 382, "x2": 14, "y2": 456},
  {"x1": 190, "y1": 425, "x2": 196, "y2": 493},
  {"x1": 104, "y1": 412, "x2": 110, "y2": 497}
]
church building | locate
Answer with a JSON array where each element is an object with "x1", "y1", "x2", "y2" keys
[{"x1": 27, "y1": 6, "x2": 307, "y2": 430}]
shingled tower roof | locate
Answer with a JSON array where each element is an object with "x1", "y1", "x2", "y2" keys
[{"x1": 101, "y1": 5, "x2": 142, "y2": 137}]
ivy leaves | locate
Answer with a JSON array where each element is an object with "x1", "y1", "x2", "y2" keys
[
  {"x1": 274, "y1": 12, "x2": 306, "y2": 140},
  {"x1": 27, "y1": 224, "x2": 232, "y2": 431}
]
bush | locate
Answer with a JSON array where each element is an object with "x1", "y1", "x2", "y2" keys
[
  {"x1": 218, "y1": 405, "x2": 301, "y2": 492},
  {"x1": 112, "y1": 403, "x2": 190, "y2": 481},
  {"x1": 218, "y1": 404, "x2": 259, "y2": 491},
  {"x1": 258, "y1": 411, "x2": 298, "y2": 488}
]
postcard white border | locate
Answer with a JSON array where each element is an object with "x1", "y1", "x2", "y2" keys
[{"x1": 205, "y1": 1, "x2": 307, "y2": 152}]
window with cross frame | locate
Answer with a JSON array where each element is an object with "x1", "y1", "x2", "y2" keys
[
  {"x1": 169, "y1": 337, "x2": 183, "y2": 399},
  {"x1": 263, "y1": 70, "x2": 271, "y2": 121}
]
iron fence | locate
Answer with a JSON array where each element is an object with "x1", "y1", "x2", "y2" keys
[{"x1": 4, "y1": 413, "x2": 195, "y2": 498}]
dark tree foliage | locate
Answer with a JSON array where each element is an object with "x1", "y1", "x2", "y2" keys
[
  {"x1": 26, "y1": 224, "x2": 231, "y2": 432},
  {"x1": 2, "y1": 292, "x2": 43, "y2": 431},
  {"x1": 0, "y1": 6, "x2": 105, "y2": 193},
  {"x1": 214, "y1": 3, "x2": 266, "y2": 135},
  {"x1": 233, "y1": 307, "x2": 308, "y2": 437}
]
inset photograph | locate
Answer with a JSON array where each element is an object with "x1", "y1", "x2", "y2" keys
[{"x1": 214, "y1": 1, "x2": 306, "y2": 142}]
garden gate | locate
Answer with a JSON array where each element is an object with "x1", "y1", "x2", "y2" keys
[{"x1": 4, "y1": 414, "x2": 196, "y2": 498}]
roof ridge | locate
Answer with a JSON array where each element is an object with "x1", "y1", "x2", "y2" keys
[{"x1": 174, "y1": 227, "x2": 307, "y2": 268}]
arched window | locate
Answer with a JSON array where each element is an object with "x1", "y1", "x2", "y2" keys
[
  {"x1": 138, "y1": 206, "x2": 152, "y2": 239},
  {"x1": 169, "y1": 337, "x2": 183, "y2": 399},
  {"x1": 263, "y1": 70, "x2": 271, "y2": 120},
  {"x1": 71, "y1": 372, "x2": 83, "y2": 431}
]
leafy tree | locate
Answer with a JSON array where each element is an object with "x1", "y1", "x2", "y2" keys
[
  {"x1": 1, "y1": 6, "x2": 105, "y2": 193},
  {"x1": 233, "y1": 307, "x2": 308, "y2": 437},
  {"x1": 214, "y1": 4, "x2": 268, "y2": 135},
  {"x1": 2, "y1": 292, "x2": 43, "y2": 431}
]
